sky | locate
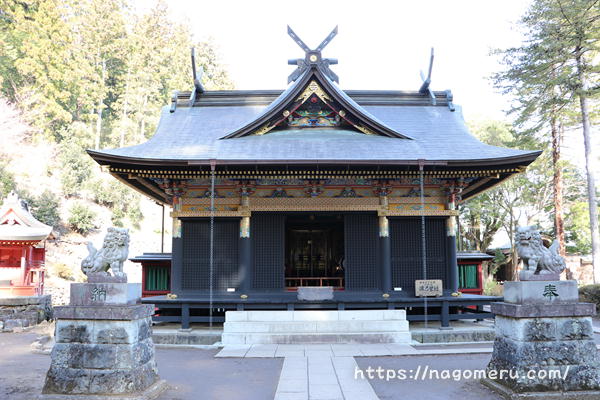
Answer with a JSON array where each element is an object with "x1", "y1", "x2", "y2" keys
[{"x1": 156, "y1": 0, "x2": 530, "y2": 122}]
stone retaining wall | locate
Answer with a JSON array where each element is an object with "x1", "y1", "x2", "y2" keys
[{"x1": 0, "y1": 295, "x2": 52, "y2": 332}]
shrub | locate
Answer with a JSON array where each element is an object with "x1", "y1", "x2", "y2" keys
[
  {"x1": 29, "y1": 190, "x2": 61, "y2": 227},
  {"x1": 484, "y1": 279, "x2": 503, "y2": 296},
  {"x1": 50, "y1": 262, "x2": 75, "y2": 280},
  {"x1": 579, "y1": 284, "x2": 600, "y2": 312},
  {"x1": 68, "y1": 202, "x2": 96, "y2": 234}
]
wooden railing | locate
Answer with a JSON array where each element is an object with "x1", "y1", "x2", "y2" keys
[{"x1": 285, "y1": 277, "x2": 344, "y2": 288}]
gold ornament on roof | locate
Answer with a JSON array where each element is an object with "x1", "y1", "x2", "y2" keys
[
  {"x1": 296, "y1": 81, "x2": 332, "y2": 104},
  {"x1": 355, "y1": 124, "x2": 376, "y2": 135},
  {"x1": 254, "y1": 123, "x2": 273, "y2": 136}
]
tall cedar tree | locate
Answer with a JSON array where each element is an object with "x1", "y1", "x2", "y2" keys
[{"x1": 493, "y1": 0, "x2": 599, "y2": 279}]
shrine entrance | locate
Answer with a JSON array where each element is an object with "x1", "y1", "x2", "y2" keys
[{"x1": 284, "y1": 214, "x2": 345, "y2": 289}]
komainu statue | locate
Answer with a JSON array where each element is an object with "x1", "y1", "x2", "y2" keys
[
  {"x1": 515, "y1": 226, "x2": 565, "y2": 276},
  {"x1": 81, "y1": 227, "x2": 130, "y2": 277}
]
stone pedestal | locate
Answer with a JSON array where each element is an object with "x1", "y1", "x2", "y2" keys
[
  {"x1": 40, "y1": 280, "x2": 166, "y2": 399},
  {"x1": 483, "y1": 280, "x2": 600, "y2": 399}
]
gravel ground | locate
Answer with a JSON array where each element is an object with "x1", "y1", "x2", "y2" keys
[{"x1": 0, "y1": 332, "x2": 282, "y2": 400}]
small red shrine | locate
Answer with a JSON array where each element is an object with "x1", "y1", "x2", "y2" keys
[{"x1": 0, "y1": 192, "x2": 52, "y2": 297}]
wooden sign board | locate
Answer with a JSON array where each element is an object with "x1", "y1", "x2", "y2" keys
[{"x1": 415, "y1": 279, "x2": 443, "y2": 297}]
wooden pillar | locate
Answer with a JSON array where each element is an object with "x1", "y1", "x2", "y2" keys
[
  {"x1": 171, "y1": 217, "x2": 183, "y2": 293},
  {"x1": 240, "y1": 216, "x2": 253, "y2": 293},
  {"x1": 447, "y1": 195, "x2": 459, "y2": 294},
  {"x1": 379, "y1": 216, "x2": 392, "y2": 294},
  {"x1": 20, "y1": 247, "x2": 27, "y2": 286},
  {"x1": 441, "y1": 300, "x2": 450, "y2": 328}
]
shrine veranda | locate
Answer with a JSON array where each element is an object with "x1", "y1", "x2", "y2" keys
[{"x1": 87, "y1": 29, "x2": 540, "y2": 328}]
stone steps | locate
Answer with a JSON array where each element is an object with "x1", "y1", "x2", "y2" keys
[
  {"x1": 224, "y1": 320, "x2": 408, "y2": 333},
  {"x1": 221, "y1": 310, "x2": 411, "y2": 345},
  {"x1": 222, "y1": 331, "x2": 412, "y2": 344}
]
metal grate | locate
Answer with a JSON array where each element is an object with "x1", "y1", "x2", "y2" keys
[
  {"x1": 181, "y1": 219, "x2": 239, "y2": 290},
  {"x1": 252, "y1": 213, "x2": 285, "y2": 290},
  {"x1": 390, "y1": 217, "x2": 448, "y2": 290},
  {"x1": 344, "y1": 214, "x2": 379, "y2": 290}
]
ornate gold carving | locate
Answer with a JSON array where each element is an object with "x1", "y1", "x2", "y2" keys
[
  {"x1": 386, "y1": 210, "x2": 459, "y2": 216},
  {"x1": 355, "y1": 124, "x2": 376, "y2": 135},
  {"x1": 254, "y1": 123, "x2": 273, "y2": 136},
  {"x1": 171, "y1": 211, "x2": 242, "y2": 218},
  {"x1": 296, "y1": 81, "x2": 332, "y2": 104},
  {"x1": 388, "y1": 196, "x2": 446, "y2": 204}
]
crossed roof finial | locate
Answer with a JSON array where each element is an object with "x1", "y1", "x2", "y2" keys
[{"x1": 287, "y1": 26, "x2": 339, "y2": 84}]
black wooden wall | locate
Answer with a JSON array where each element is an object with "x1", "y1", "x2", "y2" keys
[
  {"x1": 344, "y1": 214, "x2": 380, "y2": 290},
  {"x1": 251, "y1": 213, "x2": 285, "y2": 290},
  {"x1": 180, "y1": 219, "x2": 239, "y2": 291},
  {"x1": 390, "y1": 217, "x2": 448, "y2": 291}
]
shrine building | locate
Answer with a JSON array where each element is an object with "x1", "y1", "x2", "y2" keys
[
  {"x1": 0, "y1": 192, "x2": 51, "y2": 297},
  {"x1": 88, "y1": 28, "x2": 540, "y2": 328}
]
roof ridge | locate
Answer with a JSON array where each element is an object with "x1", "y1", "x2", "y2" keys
[{"x1": 218, "y1": 67, "x2": 413, "y2": 139}]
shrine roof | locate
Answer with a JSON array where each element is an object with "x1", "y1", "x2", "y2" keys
[
  {"x1": 0, "y1": 192, "x2": 52, "y2": 242},
  {"x1": 88, "y1": 89, "x2": 540, "y2": 167},
  {"x1": 88, "y1": 26, "x2": 540, "y2": 170}
]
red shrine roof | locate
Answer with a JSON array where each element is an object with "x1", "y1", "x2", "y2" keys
[{"x1": 0, "y1": 192, "x2": 52, "y2": 243}]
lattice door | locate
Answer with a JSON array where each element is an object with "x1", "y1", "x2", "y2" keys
[
  {"x1": 252, "y1": 213, "x2": 285, "y2": 290},
  {"x1": 390, "y1": 217, "x2": 448, "y2": 290},
  {"x1": 344, "y1": 214, "x2": 379, "y2": 290},
  {"x1": 180, "y1": 219, "x2": 239, "y2": 290}
]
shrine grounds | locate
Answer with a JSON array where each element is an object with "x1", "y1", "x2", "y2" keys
[{"x1": 2, "y1": 329, "x2": 599, "y2": 400}]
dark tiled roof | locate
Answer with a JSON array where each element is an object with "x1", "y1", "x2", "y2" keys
[{"x1": 89, "y1": 68, "x2": 540, "y2": 166}]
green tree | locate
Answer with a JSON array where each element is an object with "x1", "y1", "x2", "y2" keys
[
  {"x1": 111, "y1": 1, "x2": 233, "y2": 147},
  {"x1": 0, "y1": 157, "x2": 16, "y2": 199},
  {"x1": 494, "y1": 0, "x2": 600, "y2": 279},
  {"x1": 59, "y1": 139, "x2": 94, "y2": 197},
  {"x1": 73, "y1": 0, "x2": 129, "y2": 150}
]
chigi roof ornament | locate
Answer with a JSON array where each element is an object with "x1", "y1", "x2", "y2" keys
[
  {"x1": 419, "y1": 48, "x2": 436, "y2": 105},
  {"x1": 287, "y1": 25, "x2": 339, "y2": 84}
]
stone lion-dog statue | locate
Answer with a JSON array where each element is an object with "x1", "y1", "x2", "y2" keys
[
  {"x1": 515, "y1": 226, "x2": 565, "y2": 276},
  {"x1": 81, "y1": 227, "x2": 130, "y2": 277}
]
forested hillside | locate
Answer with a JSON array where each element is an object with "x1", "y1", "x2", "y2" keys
[{"x1": 0, "y1": 0, "x2": 233, "y2": 291}]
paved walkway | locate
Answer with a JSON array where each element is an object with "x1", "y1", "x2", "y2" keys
[
  {"x1": 215, "y1": 343, "x2": 493, "y2": 358},
  {"x1": 274, "y1": 355, "x2": 378, "y2": 400},
  {"x1": 215, "y1": 344, "x2": 494, "y2": 400}
]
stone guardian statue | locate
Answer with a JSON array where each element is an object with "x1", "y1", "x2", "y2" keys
[
  {"x1": 81, "y1": 227, "x2": 129, "y2": 277},
  {"x1": 515, "y1": 225, "x2": 565, "y2": 280}
]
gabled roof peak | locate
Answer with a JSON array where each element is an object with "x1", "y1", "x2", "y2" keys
[{"x1": 220, "y1": 67, "x2": 412, "y2": 140}]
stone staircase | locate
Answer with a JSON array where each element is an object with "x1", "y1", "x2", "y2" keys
[{"x1": 221, "y1": 310, "x2": 411, "y2": 345}]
